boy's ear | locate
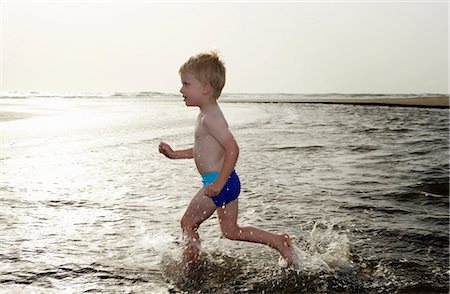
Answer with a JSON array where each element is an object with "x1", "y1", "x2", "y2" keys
[{"x1": 202, "y1": 83, "x2": 213, "y2": 95}]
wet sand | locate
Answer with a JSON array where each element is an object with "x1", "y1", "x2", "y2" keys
[{"x1": 223, "y1": 96, "x2": 449, "y2": 108}]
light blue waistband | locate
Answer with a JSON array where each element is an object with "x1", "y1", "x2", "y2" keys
[{"x1": 201, "y1": 172, "x2": 220, "y2": 187}]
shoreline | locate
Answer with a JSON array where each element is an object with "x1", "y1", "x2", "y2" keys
[
  {"x1": 0, "y1": 112, "x2": 38, "y2": 122},
  {"x1": 1, "y1": 96, "x2": 448, "y2": 123},
  {"x1": 222, "y1": 96, "x2": 449, "y2": 108}
]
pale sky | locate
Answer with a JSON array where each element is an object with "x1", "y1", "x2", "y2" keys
[{"x1": 1, "y1": 0, "x2": 448, "y2": 94}]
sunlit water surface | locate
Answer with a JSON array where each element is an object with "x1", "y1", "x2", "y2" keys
[{"x1": 1, "y1": 97, "x2": 448, "y2": 293}]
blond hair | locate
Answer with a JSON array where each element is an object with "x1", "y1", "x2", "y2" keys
[{"x1": 179, "y1": 50, "x2": 226, "y2": 99}]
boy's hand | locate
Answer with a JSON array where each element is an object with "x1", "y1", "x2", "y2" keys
[
  {"x1": 204, "y1": 182, "x2": 224, "y2": 198},
  {"x1": 159, "y1": 142, "x2": 174, "y2": 159}
]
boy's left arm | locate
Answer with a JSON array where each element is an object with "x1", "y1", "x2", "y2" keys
[{"x1": 203, "y1": 117, "x2": 239, "y2": 197}]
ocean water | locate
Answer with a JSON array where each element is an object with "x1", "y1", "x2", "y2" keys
[{"x1": 0, "y1": 94, "x2": 449, "y2": 293}]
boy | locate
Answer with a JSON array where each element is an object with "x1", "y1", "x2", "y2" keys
[{"x1": 158, "y1": 51, "x2": 297, "y2": 271}]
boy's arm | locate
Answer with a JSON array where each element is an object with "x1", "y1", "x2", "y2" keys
[
  {"x1": 159, "y1": 142, "x2": 193, "y2": 159},
  {"x1": 203, "y1": 117, "x2": 239, "y2": 197}
]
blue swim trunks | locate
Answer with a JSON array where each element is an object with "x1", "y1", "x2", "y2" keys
[{"x1": 202, "y1": 170, "x2": 241, "y2": 207}]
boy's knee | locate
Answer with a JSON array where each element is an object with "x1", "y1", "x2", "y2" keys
[
  {"x1": 221, "y1": 226, "x2": 241, "y2": 240},
  {"x1": 181, "y1": 216, "x2": 197, "y2": 231}
]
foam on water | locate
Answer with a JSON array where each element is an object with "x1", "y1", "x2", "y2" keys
[
  {"x1": 156, "y1": 218, "x2": 355, "y2": 293},
  {"x1": 286, "y1": 220, "x2": 353, "y2": 273}
]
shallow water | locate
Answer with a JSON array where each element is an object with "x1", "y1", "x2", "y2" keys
[{"x1": 1, "y1": 97, "x2": 448, "y2": 293}]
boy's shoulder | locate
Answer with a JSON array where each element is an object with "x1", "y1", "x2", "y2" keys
[
  {"x1": 204, "y1": 104, "x2": 225, "y2": 119},
  {"x1": 201, "y1": 106, "x2": 228, "y2": 129}
]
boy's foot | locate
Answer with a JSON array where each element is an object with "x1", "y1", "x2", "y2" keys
[
  {"x1": 277, "y1": 233, "x2": 298, "y2": 266},
  {"x1": 183, "y1": 258, "x2": 200, "y2": 276}
]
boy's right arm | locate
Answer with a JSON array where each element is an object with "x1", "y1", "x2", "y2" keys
[{"x1": 158, "y1": 142, "x2": 193, "y2": 159}]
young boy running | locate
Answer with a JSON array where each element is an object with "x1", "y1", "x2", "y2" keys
[{"x1": 159, "y1": 51, "x2": 297, "y2": 271}]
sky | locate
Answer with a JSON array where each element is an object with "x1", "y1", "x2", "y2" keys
[{"x1": 1, "y1": 0, "x2": 448, "y2": 94}]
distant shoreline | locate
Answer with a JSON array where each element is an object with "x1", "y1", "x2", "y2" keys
[
  {"x1": 1, "y1": 96, "x2": 448, "y2": 123},
  {"x1": 222, "y1": 96, "x2": 449, "y2": 108},
  {"x1": 1, "y1": 92, "x2": 448, "y2": 108},
  {"x1": 0, "y1": 112, "x2": 37, "y2": 122}
]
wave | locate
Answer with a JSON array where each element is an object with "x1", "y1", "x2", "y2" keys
[
  {"x1": 349, "y1": 145, "x2": 379, "y2": 152},
  {"x1": 0, "y1": 263, "x2": 163, "y2": 288},
  {"x1": 266, "y1": 145, "x2": 325, "y2": 152}
]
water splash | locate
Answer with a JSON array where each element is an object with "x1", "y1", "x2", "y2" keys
[{"x1": 286, "y1": 220, "x2": 353, "y2": 272}]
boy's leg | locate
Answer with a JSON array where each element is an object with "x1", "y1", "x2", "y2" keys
[
  {"x1": 180, "y1": 188, "x2": 217, "y2": 270},
  {"x1": 216, "y1": 199, "x2": 296, "y2": 265}
]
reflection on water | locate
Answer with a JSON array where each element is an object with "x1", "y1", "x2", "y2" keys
[{"x1": 1, "y1": 98, "x2": 448, "y2": 293}]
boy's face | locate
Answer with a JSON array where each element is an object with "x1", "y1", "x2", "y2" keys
[{"x1": 179, "y1": 72, "x2": 208, "y2": 107}]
